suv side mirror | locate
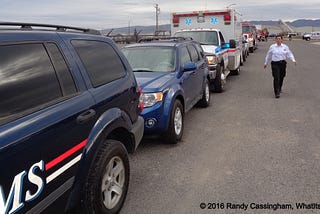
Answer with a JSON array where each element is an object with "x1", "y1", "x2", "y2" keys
[{"x1": 183, "y1": 62, "x2": 197, "y2": 71}]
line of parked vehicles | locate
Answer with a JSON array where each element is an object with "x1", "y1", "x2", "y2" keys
[
  {"x1": 0, "y1": 9, "x2": 261, "y2": 214},
  {"x1": 120, "y1": 9, "x2": 259, "y2": 145}
]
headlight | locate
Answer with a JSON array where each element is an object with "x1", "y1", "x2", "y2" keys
[
  {"x1": 140, "y1": 92, "x2": 163, "y2": 108},
  {"x1": 206, "y1": 55, "x2": 218, "y2": 65}
]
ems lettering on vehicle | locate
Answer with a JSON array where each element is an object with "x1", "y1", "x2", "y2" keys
[
  {"x1": 0, "y1": 140, "x2": 86, "y2": 214},
  {"x1": 0, "y1": 161, "x2": 44, "y2": 214}
]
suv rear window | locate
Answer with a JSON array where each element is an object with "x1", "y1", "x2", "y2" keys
[
  {"x1": 0, "y1": 43, "x2": 63, "y2": 122},
  {"x1": 72, "y1": 40, "x2": 126, "y2": 87},
  {"x1": 187, "y1": 44, "x2": 200, "y2": 62}
]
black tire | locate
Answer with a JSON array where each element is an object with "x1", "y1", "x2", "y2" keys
[
  {"x1": 83, "y1": 140, "x2": 129, "y2": 214},
  {"x1": 213, "y1": 64, "x2": 224, "y2": 93},
  {"x1": 231, "y1": 66, "x2": 240, "y2": 75},
  {"x1": 198, "y1": 79, "x2": 210, "y2": 108},
  {"x1": 249, "y1": 47, "x2": 254, "y2": 53},
  {"x1": 165, "y1": 100, "x2": 184, "y2": 144}
]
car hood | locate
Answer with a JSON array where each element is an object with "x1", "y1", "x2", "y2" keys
[
  {"x1": 201, "y1": 45, "x2": 218, "y2": 54},
  {"x1": 134, "y1": 72, "x2": 175, "y2": 91}
]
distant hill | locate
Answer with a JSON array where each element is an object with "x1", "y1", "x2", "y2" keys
[
  {"x1": 250, "y1": 19, "x2": 320, "y2": 27},
  {"x1": 101, "y1": 25, "x2": 171, "y2": 36},
  {"x1": 102, "y1": 19, "x2": 320, "y2": 35}
]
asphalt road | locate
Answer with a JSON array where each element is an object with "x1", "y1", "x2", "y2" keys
[{"x1": 121, "y1": 39, "x2": 320, "y2": 214}]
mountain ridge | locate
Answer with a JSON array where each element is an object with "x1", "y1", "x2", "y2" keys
[{"x1": 102, "y1": 19, "x2": 320, "y2": 35}]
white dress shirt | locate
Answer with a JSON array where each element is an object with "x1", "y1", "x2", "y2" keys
[{"x1": 264, "y1": 43, "x2": 296, "y2": 65}]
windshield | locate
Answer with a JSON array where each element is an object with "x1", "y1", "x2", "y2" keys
[
  {"x1": 175, "y1": 31, "x2": 219, "y2": 45},
  {"x1": 122, "y1": 47, "x2": 176, "y2": 72}
]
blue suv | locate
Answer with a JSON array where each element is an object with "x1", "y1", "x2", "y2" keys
[
  {"x1": 122, "y1": 38, "x2": 210, "y2": 144},
  {"x1": 0, "y1": 22, "x2": 144, "y2": 214}
]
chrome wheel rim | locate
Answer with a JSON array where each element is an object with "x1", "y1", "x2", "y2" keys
[
  {"x1": 221, "y1": 72, "x2": 226, "y2": 89},
  {"x1": 101, "y1": 156, "x2": 125, "y2": 209},
  {"x1": 205, "y1": 82, "x2": 210, "y2": 102},
  {"x1": 174, "y1": 107, "x2": 182, "y2": 135}
]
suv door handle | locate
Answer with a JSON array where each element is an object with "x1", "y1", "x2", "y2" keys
[{"x1": 77, "y1": 109, "x2": 96, "y2": 124}]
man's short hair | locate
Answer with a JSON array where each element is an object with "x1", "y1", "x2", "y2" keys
[{"x1": 276, "y1": 35, "x2": 283, "y2": 39}]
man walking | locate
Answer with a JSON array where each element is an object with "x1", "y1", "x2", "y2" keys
[{"x1": 264, "y1": 35, "x2": 297, "y2": 98}]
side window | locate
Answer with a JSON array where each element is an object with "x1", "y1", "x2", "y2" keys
[
  {"x1": 187, "y1": 44, "x2": 200, "y2": 62},
  {"x1": 0, "y1": 43, "x2": 62, "y2": 123},
  {"x1": 46, "y1": 43, "x2": 77, "y2": 95},
  {"x1": 194, "y1": 43, "x2": 204, "y2": 59},
  {"x1": 180, "y1": 46, "x2": 191, "y2": 67},
  {"x1": 71, "y1": 40, "x2": 126, "y2": 87},
  {"x1": 219, "y1": 32, "x2": 225, "y2": 44}
]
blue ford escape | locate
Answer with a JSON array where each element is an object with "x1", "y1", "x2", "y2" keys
[
  {"x1": 0, "y1": 22, "x2": 144, "y2": 214},
  {"x1": 122, "y1": 37, "x2": 210, "y2": 144}
]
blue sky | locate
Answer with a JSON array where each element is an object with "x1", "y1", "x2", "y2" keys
[{"x1": 1, "y1": 0, "x2": 319, "y2": 29}]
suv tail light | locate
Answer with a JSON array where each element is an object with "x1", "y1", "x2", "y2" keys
[{"x1": 138, "y1": 87, "x2": 144, "y2": 112}]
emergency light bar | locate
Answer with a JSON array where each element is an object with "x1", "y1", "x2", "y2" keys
[{"x1": 172, "y1": 11, "x2": 232, "y2": 27}]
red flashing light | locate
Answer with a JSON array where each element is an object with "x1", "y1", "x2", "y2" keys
[
  {"x1": 138, "y1": 87, "x2": 144, "y2": 112},
  {"x1": 224, "y1": 14, "x2": 231, "y2": 21},
  {"x1": 172, "y1": 16, "x2": 179, "y2": 24}
]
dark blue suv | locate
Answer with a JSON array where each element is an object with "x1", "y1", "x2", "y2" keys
[
  {"x1": 0, "y1": 22, "x2": 144, "y2": 214},
  {"x1": 122, "y1": 38, "x2": 210, "y2": 144}
]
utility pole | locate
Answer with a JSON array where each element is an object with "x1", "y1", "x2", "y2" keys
[
  {"x1": 154, "y1": 4, "x2": 160, "y2": 36},
  {"x1": 128, "y1": 20, "x2": 130, "y2": 35}
]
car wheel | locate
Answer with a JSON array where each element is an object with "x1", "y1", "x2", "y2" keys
[
  {"x1": 165, "y1": 100, "x2": 184, "y2": 144},
  {"x1": 198, "y1": 79, "x2": 210, "y2": 108},
  {"x1": 83, "y1": 140, "x2": 129, "y2": 214},
  {"x1": 213, "y1": 64, "x2": 225, "y2": 93},
  {"x1": 240, "y1": 55, "x2": 244, "y2": 66},
  {"x1": 231, "y1": 66, "x2": 240, "y2": 75}
]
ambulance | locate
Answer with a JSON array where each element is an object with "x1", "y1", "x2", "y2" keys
[{"x1": 171, "y1": 9, "x2": 243, "y2": 92}]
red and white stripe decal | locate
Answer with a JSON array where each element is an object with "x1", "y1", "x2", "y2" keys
[
  {"x1": 45, "y1": 139, "x2": 87, "y2": 183},
  {"x1": 227, "y1": 48, "x2": 240, "y2": 53}
]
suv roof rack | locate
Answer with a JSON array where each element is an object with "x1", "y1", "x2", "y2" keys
[
  {"x1": 138, "y1": 36, "x2": 193, "y2": 43},
  {"x1": 0, "y1": 22, "x2": 101, "y2": 35}
]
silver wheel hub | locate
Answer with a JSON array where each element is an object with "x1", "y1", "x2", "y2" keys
[
  {"x1": 221, "y1": 72, "x2": 226, "y2": 88},
  {"x1": 101, "y1": 156, "x2": 125, "y2": 209},
  {"x1": 205, "y1": 82, "x2": 210, "y2": 102},
  {"x1": 174, "y1": 107, "x2": 182, "y2": 135}
]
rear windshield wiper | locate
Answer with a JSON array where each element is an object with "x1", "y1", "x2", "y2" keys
[
  {"x1": 201, "y1": 42, "x2": 217, "y2": 45},
  {"x1": 133, "y1": 69, "x2": 154, "y2": 72}
]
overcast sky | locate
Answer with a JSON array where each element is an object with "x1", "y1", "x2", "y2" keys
[{"x1": 1, "y1": 0, "x2": 319, "y2": 30}]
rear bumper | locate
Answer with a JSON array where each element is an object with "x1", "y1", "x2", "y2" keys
[{"x1": 131, "y1": 116, "x2": 144, "y2": 150}]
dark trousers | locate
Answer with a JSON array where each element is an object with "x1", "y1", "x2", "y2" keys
[{"x1": 271, "y1": 60, "x2": 287, "y2": 95}]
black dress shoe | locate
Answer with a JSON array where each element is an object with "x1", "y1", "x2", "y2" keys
[{"x1": 275, "y1": 94, "x2": 280, "y2": 98}]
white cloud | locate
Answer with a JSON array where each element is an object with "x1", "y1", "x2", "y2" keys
[{"x1": 0, "y1": 0, "x2": 319, "y2": 29}]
